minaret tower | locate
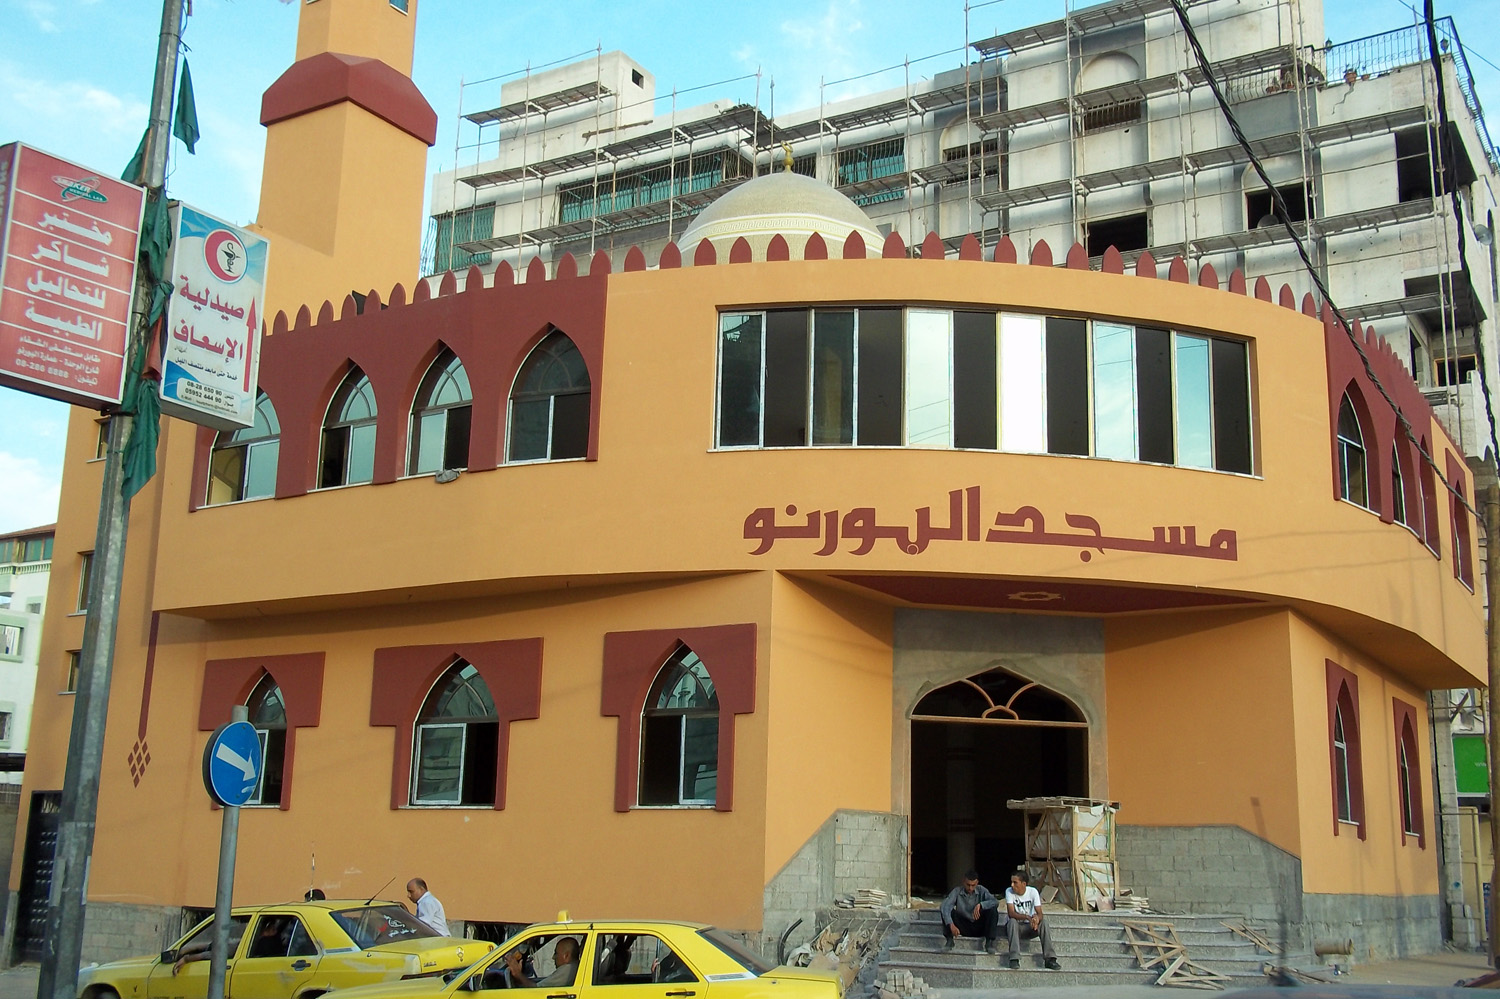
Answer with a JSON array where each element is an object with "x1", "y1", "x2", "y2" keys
[{"x1": 253, "y1": 0, "x2": 437, "y2": 317}]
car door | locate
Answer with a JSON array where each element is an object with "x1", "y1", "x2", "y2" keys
[
  {"x1": 147, "y1": 915, "x2": 251, "y2": 999},
  {"x1": 228, "y1": 913, "x2": 322, "y2": 999},
  {"x1": 585, "y1": 933, "x2": 706, "y2": 999},
  {"x1": 467, "y1": 930, "x2": 594, "y2": 999}
]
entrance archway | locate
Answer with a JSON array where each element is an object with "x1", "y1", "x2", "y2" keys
[{"x1": 909, "y1": 667, "x2": 1088, "y2": 895}]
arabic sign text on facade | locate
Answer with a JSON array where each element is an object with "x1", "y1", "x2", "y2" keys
[
  {"x1": 159, "y1": 204, "x2": 269, "y2": 430},
  {"x1": 0, "y1": 143, "x2": 145, "y2": 408}
]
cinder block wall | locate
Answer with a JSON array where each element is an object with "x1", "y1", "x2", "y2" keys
[
  {"x1": 1117, "y1": 824, "x2": 1441, "y2": 960},
  {"x1": 81, "y1": 903, "x2": 197, "y2": 965},
  {"x1": 761, "y1": 810, "x2": 905, "y2": 957}
]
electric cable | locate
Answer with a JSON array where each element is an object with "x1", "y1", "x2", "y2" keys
[{"x1": 1169, "y1": 0, "x2": 1486, "y2": 523}]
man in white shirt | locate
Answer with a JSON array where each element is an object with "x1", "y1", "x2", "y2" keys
[
  {"x1": 1002, "y1": 870, "x2": 1060, "y2": 970},
  {"x1": 406, "y1": 877, "x2": 450, "y2": 936}
]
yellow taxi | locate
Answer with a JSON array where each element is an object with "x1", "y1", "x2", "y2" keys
[
  {"x1": 322, "y1": 916, "x2": 841, "y2": 999},
  {"x1": 76, "y1": 899, "x2": 496, "y2": 999}
]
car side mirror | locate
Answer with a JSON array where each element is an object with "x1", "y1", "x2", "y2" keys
[{"x1": 160, "y1": 950, "x2": 177, "y2": 964}]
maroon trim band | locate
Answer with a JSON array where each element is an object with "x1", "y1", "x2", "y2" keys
[{"x1": 262, "y1": 52, "x2": 437, "y2": 147}]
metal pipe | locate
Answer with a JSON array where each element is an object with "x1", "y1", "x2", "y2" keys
[
  {"x1": 206, "y1": 705, "x2": 248, "y2": 999},
  {"x1": 35, "y1": 4, "x2": 182, "y2": 997},
  {"x1": 1486, "y1": 482, "x2": 1500, "y2": 967}
]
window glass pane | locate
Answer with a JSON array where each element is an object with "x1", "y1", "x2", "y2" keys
[
  {"x1": 1000, "y1": 314, "x2": 1046, "y2": 452},
  {"x1": 1045, "y1": 317, "x2": 1089, "y2": 456},
  {"x1": 340, "y1": 375, "x2": 376, "y2": 422},
  {"x1": 1093, "y1": 322, "x2": 1137, "y2": 460},
  {"x1": 244, "y1": 441, "x2": 278, "y2": 500},
  {"x1": 857, "y1": 308, "x2": 903, "y2": 446},
  {"x1": 412, "y1": 410, "x2": 446, "y2": 475},
  {"x1": 1211, "y1": 338, "x2": 1252, "y2": 473},
  {"x1": 463, "y1": 722, "x2": 498, "y2": 806},
  {"x1": 812, "y1": 311, "x2": 855, "y2": 445},
  {"x1": 209, "y1": 446, "x2": 245, "y2": 505},
  {"x1": 444, "y1": 406, "x2": 472, "y2": 469},
  {"x1": 347, "y1": 423, "x2": 376, "y2": 484},
  {"x1": 551, "y1": 393, "x2": 590, "y2": 459},
  {"x1": 639, "y1": 715, "x2": 682, "y2": 806},
  {"x1": 413, "y1": 724, "x2": 465, "y2": 803},
  {"x1": 320, "y1": 427, "x2": 348, "y2": 487},
  {"x1": 953, "y1": 312, "x2": 997, "y2": 450},
  {"x1": 718, "y1": 313, "x2": 764, "y2": 447},
  {"x1": 1135, "y1": 326, "x2": 1173, "y2": 464},
  {"x1": 904, "y1": 310, "x2": 951, "y2": 447},
  {"x1": 682, "y1": 715, "x2": 719, "y2": 803},
  {"x1": 258, "y1": 728, "x2": 285, "y2": 806},
  {"x1": 764, "y1": 311, "x2": 809, "y2": 446},
  {"x1": 509, "y1": 399, "x2": 550, "y2": 461},
  {"x1": 1174, "y1": 335, "x2": 1213, "y2": 468}
]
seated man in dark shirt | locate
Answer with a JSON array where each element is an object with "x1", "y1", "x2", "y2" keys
[
  {"x1": 506, "y1": 937, "x2": 580, "y2": 988},
  {"x1": 939, "y1": 869, "x2": 1002, "y2": 954}
]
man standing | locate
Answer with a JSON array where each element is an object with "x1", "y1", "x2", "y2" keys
[
  {"x1": 1002, "y1": 870, "x2": 1061, "y2": 970},
  {"x1": 407, "y1": 877, "x2": 450, "y2": 935},
  {"x1": 939, "y1": 869, "x2": 1002, "y2": 953}
]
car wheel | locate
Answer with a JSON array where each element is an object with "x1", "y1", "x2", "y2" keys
[{"x1": 90, "y1": 988, "x2": 120, "y2": 999}]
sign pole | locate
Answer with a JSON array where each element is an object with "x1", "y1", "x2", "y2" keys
[
  {"x1": 34, "y1": 4, "x2": 182, "y2": 999},
  {"x1": 206, "y1": 705, "x2": 248, "y2": 999}
]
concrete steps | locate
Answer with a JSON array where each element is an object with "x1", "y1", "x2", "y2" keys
[{"x1": 876, "y1": 908, "x2": 1293, "y2": 990}]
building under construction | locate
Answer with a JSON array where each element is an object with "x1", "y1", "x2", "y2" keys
[{"x1": 430, "y1": 0, "x2": 1499, "y2": 466}]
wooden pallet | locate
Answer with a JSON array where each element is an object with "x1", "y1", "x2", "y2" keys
[
  {"x1": 1220, "y1": 921, "x2": 1279, "y2": 954},
  {"x1": 1120, "y1": 920, "x2": 1231, "y2": 990}
]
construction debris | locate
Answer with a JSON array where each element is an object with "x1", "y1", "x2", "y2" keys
[
  {"x1": 836, "y1": 889, "x2": 891, "y2": 908},
  {"x1": 786, "y1": 915, "x2": 889, "y2": 994},
  {"x1": 1264, "y1": 964, "x2": 1335, "y2": 984},
  {"x1": 874, "y1": 968, "x2": 937, "y2": 999},
  {"x1": 1220, "y1": 921, "x2": 1279, "y2": 954},
  {"x1": 1120, "y1": 919, "x2": 1231, "y2": 990}
]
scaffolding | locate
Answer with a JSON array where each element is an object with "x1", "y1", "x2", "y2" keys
[{"x1": 425, "y1": 0, "x2": 1497, "y2": 438}]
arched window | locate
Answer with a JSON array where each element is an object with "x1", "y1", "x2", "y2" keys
[
  {"x1": 1332, "y1": 699, "x2": 1353, "y2": 823},
  {"x1": 207, "y1": 392, "x2": 279, "y2": 505},
  {"x1": 320, "y1": 367, "x2": 378, "y2": 488},
  {"x1": 639, "y1": 646, "x2": 719, "y2": 806},
  {"x1": 412, "y1": 661, "x2": 498, "y2": 806},
  {"x1": 1336, "y1": 394, "x2": 1368, "y2": 508},
  {"x1": 409, "y1": 349, "x2": 472, "y2": 475},
  {"x1": 1394, "y1": 699, "x2": 1425, "y2": 845},
  {"x1": 508, "y1": 331, "x2": 590, "y2": 462},
  {"x1": 1077, "y1": 52, "x2": 1143, "y2": 130},
  {"x1": 247, "y1": 673, "x2": 287, "y2": 807},
  {"x1": 1390, "y1": 445, "x2": 1407, "y2": 526}
]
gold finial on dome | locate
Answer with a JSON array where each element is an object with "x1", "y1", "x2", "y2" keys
[{"x1": 782, "y1": 142, "x2": 794, "y2": 173}]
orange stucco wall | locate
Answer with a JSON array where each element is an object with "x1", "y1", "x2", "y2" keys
[
  {"x1": 762, "y1": 574, "x2": 894, "y2": 879},
  {"x1": 1105, "y1": 607, "x2": 1301, "y2": 854},
  {"x1": 295, "y1": 0, "x2": 417, "y2": 75}
]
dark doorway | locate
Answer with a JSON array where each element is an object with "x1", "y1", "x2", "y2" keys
[
  {"x1": 13, "y1": 790, "x2": 60, "y2": 963},
  {"x1": 908, "y1": 670, "x2": 1088, "y2": 897}
]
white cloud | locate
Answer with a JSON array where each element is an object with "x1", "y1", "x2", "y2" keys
[
  {"x1": 0, "y1": 452, "x2": 62, "y2": 535},
  {"x1": 774, "y1": 0, "x2": 876, "y2": 111},
  {"x1": 0, "y1": 59, "x2": 149, "y2": 141}
]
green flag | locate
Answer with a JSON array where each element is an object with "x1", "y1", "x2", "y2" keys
[{"x1": 173, "y1": 59, "x2": 199, "y2": 154}]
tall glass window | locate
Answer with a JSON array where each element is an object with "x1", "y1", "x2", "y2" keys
[
  {"x1": 1391, "y1": 446, "x2": 1407, "y2": 526},
  {"x1": 1092, "y1": 322, "x2": 1137, "y2": 460},
  {"x1": 247, "y1": 673, "x2": 286, "y2": 807},
  {"x1": 1175, "y1": 335, "x2": 1213, "y2": 468},
  {"x1": 320, "y1": 368, "x2": 377, "y2": 488},
  {"x1": 999, "y1": 314, "x2": 1046, "y2": 453},
  {"x1": 412, "y1": 661, "x2": 499, "y2": 806},
  {"x1": 208, "y1": 392, "x2": 279, "y2": 505},
  {"x1": 409, "y1": 349, "x2": 472, "y2": 475},
  {"x1": 812, "y1": 311, "x2": 855, "y2": 445},
  {"x1": 639, "y1": 646, "x2": 719, "y2": 807},
  {"x1": 1337, "y1": 395, "x2": 1368, "y2": 508},
  {"x1": 906, "y1": 310, "x2": 952, "y2": 447},
  {"x1": 508, "y1": 331, "x2": 590, "y2": 462},
  {"x1": 1333, "y1": 702, "x2": 1353, "y2": 823}
]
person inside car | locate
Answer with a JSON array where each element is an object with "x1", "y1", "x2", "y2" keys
[{"x1": 506, "y1": 937, "x2": 580, "y2": 988}]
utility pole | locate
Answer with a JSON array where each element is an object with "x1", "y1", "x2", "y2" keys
[
  {"x1": 1487, "y1": 482, "x2": 1500, "y2": 967},
  {"x1": 34, "y1": 4, "x2": 183, "y2": 999}
]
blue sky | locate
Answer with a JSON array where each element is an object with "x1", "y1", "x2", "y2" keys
[{"x1": 0, "y1": 0, "x2": 1495, "y2": 535}]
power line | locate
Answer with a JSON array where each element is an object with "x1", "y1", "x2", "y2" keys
[{"x1": 1169, "y1": 0, "x2": 1488, "y2": 524}]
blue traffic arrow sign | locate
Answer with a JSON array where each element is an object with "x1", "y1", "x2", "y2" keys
[{"x1": 203, "y1": 719, "x2": 263, "y2": 807}]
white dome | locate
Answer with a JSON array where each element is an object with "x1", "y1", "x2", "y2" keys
[{"x1": 680, "y1": 172, "x2": 882, "y2": 260}]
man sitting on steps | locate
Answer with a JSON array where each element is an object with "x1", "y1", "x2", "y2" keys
[
  {"x1": 939, "y1": 869, "x2": 1002, "y2": 954},
  {"x1": 1003, "y1": 869, "x2": 1061, "y2": 970}
]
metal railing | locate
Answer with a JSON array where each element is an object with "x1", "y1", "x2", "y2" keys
[{"x1": 1323, "y1": 18, "x2": 1498, "y2": 169}]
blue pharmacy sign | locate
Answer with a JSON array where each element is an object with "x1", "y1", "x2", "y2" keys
[{"x1": 202, "y1": 720, "x2": 263, "y2": 807}]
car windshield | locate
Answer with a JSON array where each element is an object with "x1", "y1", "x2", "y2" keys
[
  {"x1": 697, "y1": 929, "x2": 774, "y2": 975},
  {"x1": 331, "y1": 905, "x2": 442, "y2": 949}
]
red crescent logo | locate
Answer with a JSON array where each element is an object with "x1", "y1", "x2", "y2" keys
[{"x1": 204, "y1": 229, "x2": 248, "y2": 284}]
